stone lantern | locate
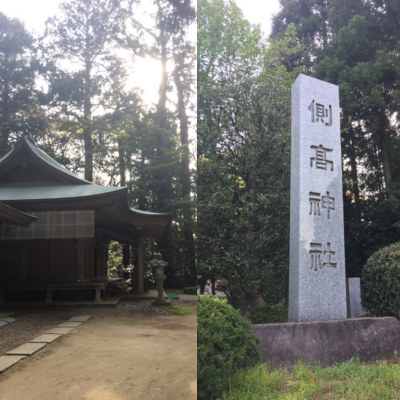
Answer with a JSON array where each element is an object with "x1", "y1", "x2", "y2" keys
[{"x1": 150, "y1": 252, "x2": 170, "y2": 306}]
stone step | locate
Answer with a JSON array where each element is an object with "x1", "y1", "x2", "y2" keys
[
  {"x1": 7, "y1": 342, "x2": 47, "y2": 356},
  {"x1": 0, "y1": 356, "x2": 25, "y2": 373}
]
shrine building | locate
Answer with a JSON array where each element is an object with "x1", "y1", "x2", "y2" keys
[{"x1": 0, "y1": 137, "x2": 173, "y2": 303}]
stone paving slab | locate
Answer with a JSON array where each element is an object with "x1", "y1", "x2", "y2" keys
[
  {"x1": 0, "y1": 356, "x2": 25, "y2": 373},
  {"x1": 30, "y1": 334, "x2": 63, "y2": 344},
  {"x1": 1, "y1": 317, "x2": 16, "y2": 323},
  {"x1": 7, "y1": 342, "x2": 47, "y2": 356},
  {"x1": 0, "y1": 321, "x2": 8, "y2": 327},
  {"x1": 68, "y1": 315, "x2": 91, "y2": 322},
  {"x1": 58, "y1": 321, "x2": 83, "y2": 328},
  {"x1": 46, "y1": 327, "x2": 75, "y2": 335},
  {"x1": 0, "y1": 311, "x2": 19, "y2": 319}
]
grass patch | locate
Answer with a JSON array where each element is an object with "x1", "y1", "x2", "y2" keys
[
  {"x1": 163, "y1": 305, "x2": 197, "y2": 315},
  {"x1": 221, "y1": 357, "x2": 400, "y2": 399}
]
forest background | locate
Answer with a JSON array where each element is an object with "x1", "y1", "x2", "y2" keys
[
  {"x1": 198, "y1": 0, "x2": 400, "y2": 320},
  {"x1": 0, "y1": 0, "x2": 197, "y2": 287}
]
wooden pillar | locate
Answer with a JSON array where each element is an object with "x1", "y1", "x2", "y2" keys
[
  {"x1": 77, "y1": 239, "x2": 83, "y2": 281},
  {"x1": 138, "y1": 238, "x2": 145, "y2": 294},
  {"x1": 46, "y1": 288, "x2": 52, "y2": 303},
  {"x1": 95, "y1": 240, "x2": 101, "y2": 278}
]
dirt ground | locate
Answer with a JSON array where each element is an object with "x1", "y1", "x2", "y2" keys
[{"x1": 0, "y1": 303, "x2": 197, "y2": 400}]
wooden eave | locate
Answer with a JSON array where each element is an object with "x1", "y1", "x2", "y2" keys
[
  {"x1": 2, "y1": 189, "x2": 173, "y2": 239},
  {"x1": 0, "y1": 202, "x2": 37, "y2": 227}
]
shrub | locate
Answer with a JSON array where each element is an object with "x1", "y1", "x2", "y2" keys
[
  {"x1": 361, "y1": 242, "x2": 400, "y2": 318},
  {"x1": 183, "y1": 286, "x2": 197, "y2": 295},
  {"x1": 251, "y1": 304, "x2": 288, "y2": 324},
  {"x1": 197, "y1": 295, "x2": 261, "y2": 400}
]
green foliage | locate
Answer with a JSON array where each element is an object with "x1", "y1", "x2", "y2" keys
[
  {"x1": 107, "y1": 241, "x2": 123, "y2": 278},
  {"x1": 221, "y1": 357, "x2": 400, "y2": 399},
  {"x1": 361, "y1": 242, "x2": 400, "y2": 318},
  {"x1": 0, "y1": 12, "x2": 49, "y2": 155},
  {"x1": 250, "y1": 304, "x2": 288, "y2": 325},
  {"x1": 127, "y1": 0, "x2": 197, "y2": 286},
  {"x1": 198, "y1": 0, "x2": 298, "y2": 316},
  {"x1": 197, "y1": 295, "x2": 261, "y2": 400}
]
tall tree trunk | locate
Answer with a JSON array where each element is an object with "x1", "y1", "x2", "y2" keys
[
  {"x1": 118, "y1": 137, "x2": 126, "y2": 187},
  {"x1": 240, "y1": 285, "x2": 267, "y2": 321},
  {"x1": 154, "y1": 3, "x2": 169, "y2": 212},
  {"x1": 348, "y1": 135, "x2": 361, "y2": 221},
  {"x1": 127, "y1": 151, "x2": 132, "y2": 193},
  {"x1": 157, "y1": 36, "x2": 168, "y2": 132},
  {"x1": 138, "y1": 149, "x2": 146, "y2": 211},
  {"x1": 174, "y1": 67, "x2": 196, "y2": 282},
  {"x1": 156, "y1": 1, "x2": 168, "y2": 133},
  {"x1": 378, "y1": 127, "x2": 396, "y2": 213},
  {"x1": 84, "y1": 58, "x2": 93, "y2": 182},
  {"x1": 0, "y1": 83, "x2": 9, "y2": 155}
]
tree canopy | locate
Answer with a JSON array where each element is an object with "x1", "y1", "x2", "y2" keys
[
  {"x1": 272, "y1": 0, "x2": 400, "y2": 277},
  {"x1": 198, "y1": 0, "x2": 303, "y2": 317}
]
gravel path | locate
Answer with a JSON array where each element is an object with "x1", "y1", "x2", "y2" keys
[
  {"x1": 0, "y1": 300, "x2": 191, "y2": 356},
  {"x1": 116, "y1": 299, "x2": 187, "y2": 315}
]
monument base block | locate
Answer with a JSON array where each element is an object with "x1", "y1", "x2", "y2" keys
[{"x1": 253, "y1": 317, "x2": 400, "y2": 369}]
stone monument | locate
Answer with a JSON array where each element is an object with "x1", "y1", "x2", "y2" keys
[
  {"x1": 253, "y1": 74, "x2": 400, "y2": 368},
  {"x1": 289, "y1": 73, "x2": 347, "y2": 322}
]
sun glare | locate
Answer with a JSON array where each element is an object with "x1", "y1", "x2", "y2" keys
[{"x1": 128, "y1": 57, "x2": 162, "y2": 108}]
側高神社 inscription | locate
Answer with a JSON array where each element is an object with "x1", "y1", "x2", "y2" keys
[{"x1": 289, "y1": 74, "x2": 347, "y2": 322}]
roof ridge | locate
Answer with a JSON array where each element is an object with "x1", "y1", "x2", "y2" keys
[{"x1": 23, "y1": 139, "x2": 92, "y2": 184}]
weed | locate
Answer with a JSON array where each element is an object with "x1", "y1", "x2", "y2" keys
[
  {"x1": 163, "y1": 306, "x2": 197, "y2": 315},
  {"x1": 220, "y1": 357, "x2": 400, "y2": 399}
]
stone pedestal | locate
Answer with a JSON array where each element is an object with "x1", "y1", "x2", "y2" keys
[
  {"x1": 151, "y1": 253, "x2": 170, "y2": 306},
  {"x1": 289, "y1": 74, "x2": 347, "y2": 322},
  {"x1": 253, "y1": 317, "x2": 400, "y2": 369}
]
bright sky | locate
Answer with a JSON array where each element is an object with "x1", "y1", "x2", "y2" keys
[{"x1": 234, "y1": 0, "x2": 282, "y2": 37}]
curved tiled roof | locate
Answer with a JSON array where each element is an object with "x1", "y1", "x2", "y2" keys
[
  {"x1": 24, "y1": 139, "x2": 92, "y2": 183},
  {"x1": 0, "y1": 139, "x2": 174, "y2": 234},
  {"x1": 0, "y1": 185, "x2": 125, "y2": 201}
]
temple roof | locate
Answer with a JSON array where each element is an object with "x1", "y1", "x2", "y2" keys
[
  {"x1": 0, "y1": 138, "x2": 173, "y2": 239},
  {"x1": 0, "y1": 138, "x2": 90, "y2": 185}
]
